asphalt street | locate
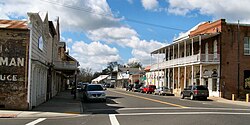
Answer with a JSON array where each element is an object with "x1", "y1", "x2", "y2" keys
[{"x1": 1, "y1": 88, "x2": 250, "y2": 125}]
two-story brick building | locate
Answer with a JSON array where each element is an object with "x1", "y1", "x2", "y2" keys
[{"x1": 150, "y1": 19, "x2": 250, "y2": 99}]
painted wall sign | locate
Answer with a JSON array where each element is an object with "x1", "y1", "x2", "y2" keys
[{"x1": 0, "y1": 38, "x2": 27, "y2": 83}]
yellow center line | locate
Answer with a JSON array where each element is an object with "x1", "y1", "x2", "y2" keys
[{"x1": 109, "y1": 90, "x2": 188, "y2": 108}]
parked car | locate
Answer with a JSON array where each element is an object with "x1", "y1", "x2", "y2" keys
[
  {"x1": 77, "y1": 82, "x2": 82, "y2": 91},
  {"x1": 141, "y1": 85, "x2": 156, "y2": 94},
  {"x1": 133, "y1": 83, "x2": 143, "y2": 92},
  {"x1": 181, "y1": 85, "x2": 209, "y2": 100},
  {"x1": 126, "y1": 84, "x2": 133, "y2": 91},
  {"x1": 104, "y1": 83, "x2": 111, "y2": 88},
  {"x1": 77, "y1": 82, "x2": 89, "y2": 92},
  {"x1": 82, "y1": 84, "x2": 106, "y2": 102},
  {"x1": 154, "y1": 86, "x2": 172, "y2": 96}
]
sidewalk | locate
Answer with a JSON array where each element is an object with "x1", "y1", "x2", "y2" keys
[
  {"x1": 208, "y1": 96, "x2": 250, "y2": 107},
  {"x1": 0, "y1": 90, "x2": 83, "y2": 118}
]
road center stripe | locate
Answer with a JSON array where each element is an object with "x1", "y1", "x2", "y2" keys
[
  {"x1": 109, "y1": 114, "x2": 120, "y2": 125},
  {"x1": 25, "y1": 118, "x2": 46, "y2": 125},
  {"x1": 110, "y1": 90, "x2": 187, "y2": 108}
]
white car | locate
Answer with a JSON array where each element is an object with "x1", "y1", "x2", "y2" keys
[
  {"x1": 83, "y1": 84, "x2": 106, "y2": 102},
  {"x1": 154, "y1": 86, "x2": 172, "y2": 96}
]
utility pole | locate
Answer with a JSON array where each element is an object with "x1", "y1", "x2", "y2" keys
[
  {"x1": 237, "y1": 20, "x2": 240, "y2": 98},
  {"x1": 74, "y1": 70, "x2": 77, "y2": 99}
]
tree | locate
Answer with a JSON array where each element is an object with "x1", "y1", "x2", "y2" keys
[
  {"x1": 102, "y1": 61, "x2": 121, "y2": 74},
  {"x1": 127, "y1": 61, "x2": 142, "y2": 68},
  {"x1": 107, "y1": 61, "x2": 118, "y2": 72},
  {"x1": 78, "y1": 67, "x2": 93, "y2": 83}
]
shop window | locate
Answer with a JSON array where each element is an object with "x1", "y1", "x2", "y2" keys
[
  {"x1": 244, "y1": 37, "x2": 250, "y2": 55},
  {"x1": 244, "y1": 70, "x2": 250, "y2": 89}
]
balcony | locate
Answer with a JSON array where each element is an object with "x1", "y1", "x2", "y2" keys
[
  {"x1": 151, "y1": 54, "x2": 220, "y2": 70},
  {"x1": 53, "y1": 61, "x2": 79, "y2": 71}
]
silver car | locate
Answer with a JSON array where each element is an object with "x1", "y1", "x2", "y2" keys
[
  {"x1": 83, "y1": 84, "x2": 106, "y2": 102},
  {"x1": 154, "y1": 86, "x2": 172, "y2": 96}
]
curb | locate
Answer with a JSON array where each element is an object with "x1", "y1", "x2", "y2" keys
[{"x1": 0, "y1": 114, "x2": 17, "y2": 118}]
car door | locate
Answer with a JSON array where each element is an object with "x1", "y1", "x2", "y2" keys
[{"x1": 184, "y1": 86, "x2": 192, "y2": 97}]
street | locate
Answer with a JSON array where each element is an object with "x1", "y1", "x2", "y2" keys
[{"x1": 1, "y1": 88, "x2": 250, "y2": 125}]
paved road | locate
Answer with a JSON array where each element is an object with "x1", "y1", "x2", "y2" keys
[{"x1": 1, "y1": 88, "x2": 250, "y2": 125}]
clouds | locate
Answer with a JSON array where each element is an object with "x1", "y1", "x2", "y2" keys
[
  {"x1": 0, "y1": 0, "x2": 165, "y2": 72},
  {"x1": 167, "y1": 0, "x2": 250, "y2": 22},
  {"x1": 87, "y1": 27, "x2": 138, "y2": 44},
  {"x1": 87, "y1": 26, "x2": 166, "y2": 66},
  {"x1": 0, "y1": 0, "x2": 120, "y2": 31},
  {"x1": 71, "y1": 41, "x2": 120, "y2": 71},
  {"x1": 4, "y1": 0, "x2": 250, "y2": 72},
  {"x1": 141, "y1": 0, "x2": 159, "y2": 11}
]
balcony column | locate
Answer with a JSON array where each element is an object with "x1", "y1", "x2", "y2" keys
[
  {"x1": 184, "y1": 66, "x2": 187, "y2": 88},
  {"x1": 173, "y1": 45, "x2": 175, "y2": 59},
  {"x1": 178, "y1": 43, "x2": 180, "y2": 58},
  {"x1": 164, "y1": 68, "x2": 167, "y2": 87},
  {"x1": 168, "y1": 47, "x2": 170, "y2": 60},
  {"x1": 199, "y1": 35, "x2": 202, "y2": 60},
  {"x1": 168, "y1": 68, "x2": 170, "y2": 89},
  {"x1": 178, "y1": 67, "x2": 180, "y2": 90},
  {"x1": 165, "y1": 48, "x2": 167, "y2": 61},
  {"x1": 192, "y1": 65, "x2": 194, "y2": 85},
  {"x1": 173, "y1": 67, "x2": 175, "y2": 90},
  {"x1": 158, "y1": 50, "x2": 160, "y2": 87},
  {"x1": 184, "y1": 40, "x2": 186, "y2": 57},
  {"x1": 192, "y1": 38, "x2": 194, "y2": 56},
  {"x1": 200, "y1": 64, "x2": 203, "y2": 85}
]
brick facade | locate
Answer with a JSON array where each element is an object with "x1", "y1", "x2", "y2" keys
[
  {"x1": 0, "y1": 28, "x2": 30, "y2": 110},
  {"x1": 190, "y1": 19, "x2": 250, "y2": 99}
]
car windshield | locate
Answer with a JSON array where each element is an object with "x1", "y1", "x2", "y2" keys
[
  {"x1": 163, "y1": 87, "x2": 169, "y2": 89},
  {"x1": 87, "y1": 85, "x2": 104, "y2": 91},
  {"x1": 195, "y1": 85, "x2": 208, "y2": 90}
]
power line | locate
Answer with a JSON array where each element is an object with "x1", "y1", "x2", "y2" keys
[
  {"x1": 40, "y1": 0, "x2": 188, "y2": 31},
  {"x1": 40, "y1": 0, "x2": 114, "y2": 17},
  {"x1": 125, "y1": 19, "x2": 187, "y2": 31}
]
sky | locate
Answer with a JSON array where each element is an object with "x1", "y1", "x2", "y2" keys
[{"x1": 1, "y1": 0, "x2": 250, "y2": 72}]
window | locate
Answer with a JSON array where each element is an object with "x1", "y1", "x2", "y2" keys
[
  {"x1": 244, "y1": 37, "x2": 250, "y2": 55},
  {"x1": 38, "y1": 36, "x2": 43, "y2": 51}
]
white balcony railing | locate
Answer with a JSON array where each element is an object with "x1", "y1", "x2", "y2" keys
[
  {"x1": 151, "y1": 54, "x2": 220, "y2": 70},
  {"x1": 54, "y1": 61, "x2": 78, "y2": 70}
]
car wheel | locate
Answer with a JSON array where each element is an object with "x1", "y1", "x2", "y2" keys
[
  {"x1": 181, "y1": 93, "x2": 184, "y2": 99},
  {"x1": 203, "y1": 97, "x2": 207, "y2": 101},
  {"x1": 190, "y1": 94, "x2": 195, "y2": 100}
]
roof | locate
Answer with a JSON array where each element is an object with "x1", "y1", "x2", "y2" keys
[
  {"x1": 0, "y1": 20, "x2": 28, "y2": 29},
  {"x1": 144, "y1": 66, "x2": 151, "y2": 71},
  {"x1": 151, "y1": 32, "x2": 220, "y2": 54},
  {"x1": 92, "y1": 75, "x2": 109, "y2": 82}
]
